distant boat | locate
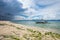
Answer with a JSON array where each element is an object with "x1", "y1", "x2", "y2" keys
[{"x1": 36, "y1": 19, "x2": 47, "y2": 24}]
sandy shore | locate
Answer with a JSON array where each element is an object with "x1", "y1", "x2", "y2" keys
[{"x1": 0, "y1": 21, "x2": 60, "y2": 40}]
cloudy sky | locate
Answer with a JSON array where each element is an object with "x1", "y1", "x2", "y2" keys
[{"x1": 0, "y1": 0, "x2": 60, "y2": 20}]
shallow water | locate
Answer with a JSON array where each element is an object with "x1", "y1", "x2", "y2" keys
[{"x1": 12, "y1": 20, "x2": 60, "y2": 33}]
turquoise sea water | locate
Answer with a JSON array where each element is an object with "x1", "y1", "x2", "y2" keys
[{"x1": 12, "y1": 20, "x2": 60, "y2": 33}]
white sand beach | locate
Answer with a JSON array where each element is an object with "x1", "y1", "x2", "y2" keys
[{"x1": 0, "y1": 21, "x2": 60, "y2": 40}]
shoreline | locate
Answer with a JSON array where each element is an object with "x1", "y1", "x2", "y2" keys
[
  {"x1": 0, "y1": 21, "x2": 60, "y2": 40},
  {"x1": 11, "y1": 21, "x2": 60, "y2": 34}
]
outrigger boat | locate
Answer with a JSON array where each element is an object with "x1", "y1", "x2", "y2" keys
[{"x1": 36, "y1": 19, "x2": 47, "y2": 24}]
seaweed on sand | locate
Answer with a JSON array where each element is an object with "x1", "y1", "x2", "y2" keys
[
  {"x1": 45, "y1": 32, "x2": 60, "y2": 40},
  {"x1": 23, "y1": 30, "x2": 42, "y2": 40},
  {"x1": 0, "y1": 35, "x2": 20, "y2": 40},
  {"x1": 0, "y1": 24, "x2": 7, "y2": 26}
]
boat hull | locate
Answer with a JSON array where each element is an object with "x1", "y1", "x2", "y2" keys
[{"x1": 36, "y1": 21, "x2": 47, "y2": 24}]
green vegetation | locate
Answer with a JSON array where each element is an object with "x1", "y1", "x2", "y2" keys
[
  {"x1": 0, "y1": 31, "x2": 60, "y2": 40},
  {"x1": 0, "y1": 24, "x2": 6, "y2": 26},
  {"x1": 45, "y1": 32, "x2": 56, "y2": 40},
  {"x1": 23, "y1": 32, "x2": 42, "y2": 40},
  {"x1": 27, "y1": 28, "x2": 34, "y2": 32},
  {"x1": 23, "y1": 34, "x2": 30, "y2": 40},
  {"x1": 1, "y1": 35, "x2": 9, "y2": 38},
  {"x1": 16, "y1": 27, "x2": 24, "y2": 30},
  {"x1": 23, "y1": 29, "x2": 42, "y2": 40},
  {"x1": 9, "y1": 24, "x2": 15, "y2": 27},
  {"x1": 10, "y1": 35, "x2": 20, "y2": 40},
  {"x1": 1, "y1": 35, "x2": 20, "y2": 40},
  {"x1": 45, "y1": 32, "x2": 60, "y2": 40},
  {"x1": 9, "y1": 24, "x2": 25, "y2": 30},
  {"x1": 53, "y1": 33, "x2": 60, "y2": 39}
]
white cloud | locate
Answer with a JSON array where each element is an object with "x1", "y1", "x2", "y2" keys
[
  {"x1": 17, "y1": 0, "x2": 60, "y2": 20},
  {"x1": 14, "y1": 16, "x2": 25, "y2": 20},
  {"x1": 17, "y1": 0, "x2": 33, "y2": 8},
  {"x1": 33, "y1": 0, "x2": 59, "y2": 5}
]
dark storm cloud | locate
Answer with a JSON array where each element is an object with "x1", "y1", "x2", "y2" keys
[{"x1": 0, "y1": 0, "x2": 25, "y2": 20}]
